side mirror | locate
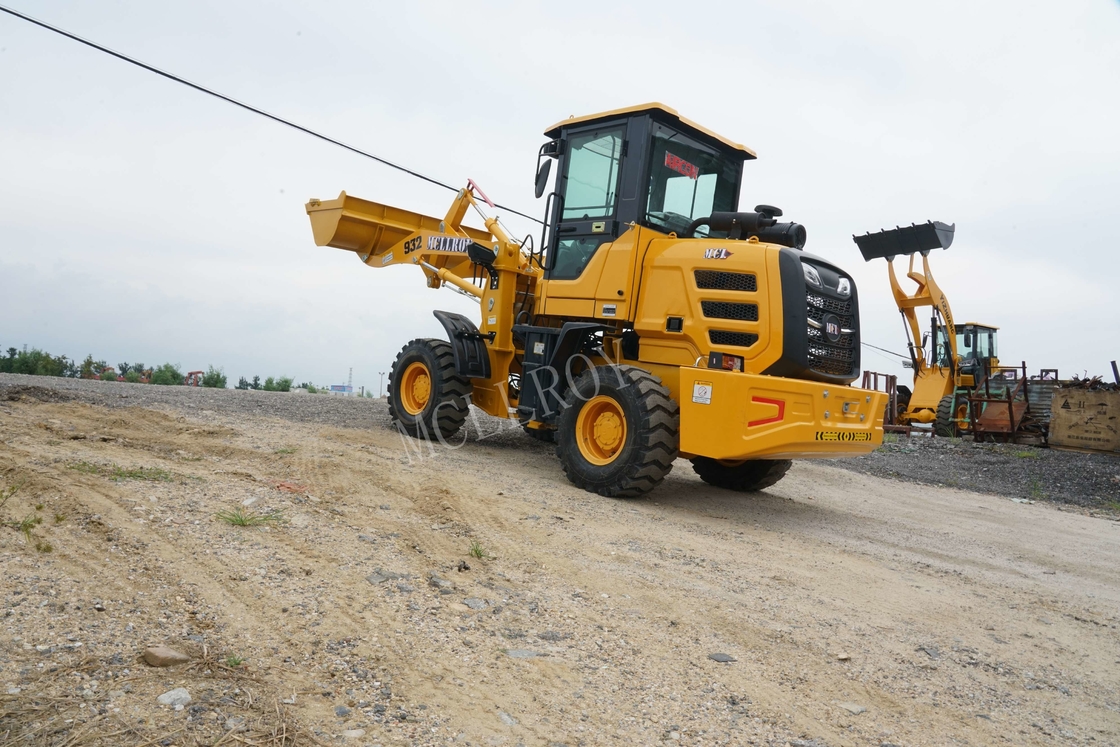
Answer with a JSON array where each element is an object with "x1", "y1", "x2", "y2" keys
[{"x1": 534, "y1": 159, "x2": 552, "y2": 199}]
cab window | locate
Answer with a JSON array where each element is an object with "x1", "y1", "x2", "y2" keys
[
  {"x1": 551, "y1": 237, "x2": 609, "y2": 280},
  {"x1": 562, "y1": 127, "x2": 624, "y2": 221},
  {"x1": 644, "y1": 124, "x2": 739, "y2": 236}
]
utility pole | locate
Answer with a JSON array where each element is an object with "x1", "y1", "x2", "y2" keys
[
  {"x1": 348, "y1": 367, "x2": 353, "y2": 397},
  {"x1": 379, "y1": 371, "x2": 386, "y2": 398}
]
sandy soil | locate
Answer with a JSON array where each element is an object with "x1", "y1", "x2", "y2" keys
[{"x1": 1, "y1": 382, "x2": 1118, "y2": 746}]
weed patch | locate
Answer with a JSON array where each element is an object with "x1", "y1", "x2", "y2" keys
[
  {"x1": 216, "y1": 507, "x2": 285, "y2": 528},
  {"x1": 70, "y1": 461, "x2": 172, "y2": 482},
  {"x1": 468, "y1": 540, "x2": 492, "y2": 560}
]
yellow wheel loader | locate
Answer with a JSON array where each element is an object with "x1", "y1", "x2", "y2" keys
[
  {"x1": 854, "y1": 223, "x2": 1000, "y2": 436},
  {"x1": 306, "y1": 103, "x2": 885, "y2": 497}
]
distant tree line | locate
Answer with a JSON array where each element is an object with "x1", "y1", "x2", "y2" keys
[
  {"x1": 0, "y1": 345, "x2": 298, "y2": 391},
  {"x1": 235, "y1": 375, "x2": 293, "y2": 392}
]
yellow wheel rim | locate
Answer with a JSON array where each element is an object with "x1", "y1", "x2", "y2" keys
[
  {"x1": 956, "y1": 403, "x2": 971, "y2": 431},
  {"x1": 400, "y1": 361, "x2": 432, "y2": 415},
  {"x1": 575, "y1": 395, "x2": 628, "y2": 465}
]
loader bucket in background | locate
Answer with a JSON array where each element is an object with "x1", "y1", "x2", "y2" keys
[
  {"x1": 305, "y1": 191, "x2": 491, "y2": 259},
  {"x1": 853, "y1": 221, "x2": 955, "y2": 261}
]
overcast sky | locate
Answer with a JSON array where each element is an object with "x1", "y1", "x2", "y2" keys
[{"x1": 2, "y1": 1, "x2": 1118, "y2": 391}]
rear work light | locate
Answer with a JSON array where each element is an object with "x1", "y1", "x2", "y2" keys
[{"x1": 707, "y1": 352, "x2": 744, "y2": 372}]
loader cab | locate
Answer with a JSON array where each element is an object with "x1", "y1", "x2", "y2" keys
[
  {"x1": 957, "y1": 323, "x2": 999, "y2": 375},
  {"x1": 536, "y1": 103, "x2": 755, "y2": 281}
]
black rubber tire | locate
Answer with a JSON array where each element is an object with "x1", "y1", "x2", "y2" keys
[
  {"x1": 556, "y1": 365, "x2": 679, "y2": 498},
  {"x1": 690, "y1": 458, "x2": 793, "y2": 492},
  {"x1": 934, "y1": 394, "x2": 957, "y2": 438},
  {"x1": 387, "y1": 339, "x2": 470, "y2": 441},
  {"x1": 523, "y1": 425, "x2": 555, "y2": 443},
  {"x1": 895, "y1": 385, "x2": 912, "y2": 416}
]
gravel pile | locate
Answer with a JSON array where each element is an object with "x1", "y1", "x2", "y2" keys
[{"x1": 833, "y1": 434, "x2": 1119, "y2": 510}]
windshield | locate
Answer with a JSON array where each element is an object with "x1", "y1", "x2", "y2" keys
[{"x1": 644, "y1": 124, "x2": 740, "y2": 236}]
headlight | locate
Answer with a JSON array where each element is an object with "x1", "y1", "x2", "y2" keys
[
  {"x1": 836, "y1": 277, "x2": 851, "y2": 296},
  {"x1": 802, "y1": 264, "x2": 822, "y2": 287}
]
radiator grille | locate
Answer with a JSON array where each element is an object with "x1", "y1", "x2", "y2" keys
[
  {"x1": 701, "y1": 301, "x2": 759, "y2": 321},
  {"x1": 709, "y1": 330, "x2": 759, "y2": 348},
  {"x1": 806, "y1": 293, "x2": 851, "y2": 315},
  {"x1": 695, "y1": 270, "x2": 757, "y2": 292},
  {"x1": 804, "y1": 266, "x2": 857, "y2": 377}
]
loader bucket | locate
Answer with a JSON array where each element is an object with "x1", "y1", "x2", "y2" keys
[
  {"x1": 853, "y1": 221, "x2": 955, "y2": 261},
  {"x1": 305, "y1": 191, "x2": 491, "y2": 259}
]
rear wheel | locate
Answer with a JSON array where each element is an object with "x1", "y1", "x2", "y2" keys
[
  {"x1": 388, "y1": 339, "x2": 470, "y2": 440},
  {"x1": 934, "y1": 394, "x2": 957, "y2": 437},
  {"x1": 690, "y1": 458, "x2": 792, "y2": 492},
  {"x1": 556, "y1": 366, "x2": 679, "y2": 498}
]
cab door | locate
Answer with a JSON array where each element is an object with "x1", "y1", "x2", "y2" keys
[{"x1": 542, "y1": 122, "x2": 628, "y2": 317}]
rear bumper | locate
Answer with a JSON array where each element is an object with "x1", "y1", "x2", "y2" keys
[{"x1": 678, "y1": 367, "x2": 886, "y2": 461}]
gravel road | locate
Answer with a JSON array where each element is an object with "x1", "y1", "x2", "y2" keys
[{"x1": 2, "y1": 372, "x2": 1119, "y2": 746}]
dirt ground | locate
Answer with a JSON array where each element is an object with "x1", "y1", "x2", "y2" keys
[{"x1": 1, "y1": 378, "x2": 1119, "y2": 746}]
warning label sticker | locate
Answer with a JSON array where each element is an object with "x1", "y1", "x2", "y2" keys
[{"x1": 692, "y1": 381, "x2": 713, "y2": 405}]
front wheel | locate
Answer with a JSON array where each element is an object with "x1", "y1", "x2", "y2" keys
[
  {"x1": 690, "y1": 458, "x2": 792, "y2": 492},
  {"x1": 388, "y1": 339, "x2": 470, "y2": 440},
  {"x1": 934, "y1": 394, "x2": 957, "y2": 437},
  {"x1": 556, "y1": 366, "x2": 679, "y2": 498}
]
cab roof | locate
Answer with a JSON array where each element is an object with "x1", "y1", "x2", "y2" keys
[
  {"x1": 963, "y1": 322, "x2": 1000, "y2": 330},
  {"x1": 544, "y1": 102, "x2": 757, "y2": 159}
]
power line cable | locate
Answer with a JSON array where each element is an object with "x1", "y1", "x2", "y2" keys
[
  {"x1": 0, "y1": 4, "x2": 544, "y2": 225},
  {"x1": 861, "y1": 341, "x2": 907, "y2": 358}
]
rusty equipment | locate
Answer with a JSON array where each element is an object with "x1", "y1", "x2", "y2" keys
[{"x1": 184, "y1": 371, "x2": 203, "y2": 387}]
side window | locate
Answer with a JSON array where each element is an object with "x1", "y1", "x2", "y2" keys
[
  {"x1": 551, "y1": 237, "x2": 609, "y2": 280},
  {"x1": 562, "y1": 127, "x2": 624, "y2": 221}
]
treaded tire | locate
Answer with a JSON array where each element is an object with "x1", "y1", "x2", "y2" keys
[
  {"x1": 556, "y1": 365, "x2": 679, "y2": 498},
  {"x1": 690, "y1": 458, "x2": 792, "y2": 492},
  {"x1": 388, "y1": 339, "x2": 470, "y2": 441},
  {"x1": 934, "y1": 394, "x2": 956, "y2": 437}
]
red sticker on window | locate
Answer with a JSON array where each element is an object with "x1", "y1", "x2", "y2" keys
[{"x1": 664, "y1": 152, "x2": 699, "y2": 180}]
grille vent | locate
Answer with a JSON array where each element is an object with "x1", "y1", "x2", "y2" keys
[
  {"x1": 805, "y1": 276, "x2": 857, "y2": 377},
  {"x1": 695, "y1": 270, "x2": 757, "y2": 292},
  {"x1": 709, "y1": 330, "x2": 759, "y2": 348},
  {"x1": 701, "y1": 301, "x2": 759, "y2": 321}
]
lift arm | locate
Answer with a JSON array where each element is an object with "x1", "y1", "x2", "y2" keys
[{"x1": 854, "y1": 221, "x2": 957, "y2": 373}]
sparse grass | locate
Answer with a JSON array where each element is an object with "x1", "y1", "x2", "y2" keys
[
  {"x1": 882, "y1": 433, "x2": 899, "y2": 445},
  {"x1": 0, "y1": 481, "x2": 25, "y2": 512},
  {"x1": 225, "y1": 654, "x2": 245, "y2": 667},
  {"x1": 69, "y1": 461, "x2": 172, "y2": 482},
  {"x1": 13, "y1": 514, "x2": 42, "y2": 542},
  {"x1": 35, "y1": 540, "x2": 52, "y2": 553},
  {"x1": 468, "y1": 540, "x2": 492, "y2": 560},
  {"x1": 1027, "y1": 478, "x2": 1046, "y2": 501},
  {"x1": 274, "y1": 447, "x2": 298, "y2": 455},
  {"x1": 1012, "y1": 450, "x2": 1040, "y2": 459},
  {"x1": 53, "y1": 513, "x2": 66, "y2": 524},
  {"x1": 68, "y1": 461, "x2": 102, "y2": 475},
  {"x1": 216, "y1": 507, "x2": 286, "y2": 527},
  {"x1": 34, "y1": 503, "x2": 43, "y2": 511}
]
